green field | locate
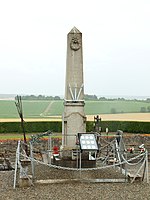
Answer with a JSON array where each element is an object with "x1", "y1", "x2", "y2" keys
[
  {"x1": 0, "y1": 100, "x2": 150, "y2": 118},
  {"x1": 0, "y1": 133, "x2": 62, "y2": 140}
]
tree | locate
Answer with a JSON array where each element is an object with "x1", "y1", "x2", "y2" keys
[
  {"x1": 111, "y1": 108, "x2": 116, "y2": 114},
  {"x1": 99, "y1": 97, "x2": 107, "y2": 101},
  {"x1": 146, "y1": 98, "x2": 150, "y2": 102},
  {"x1": 84, "y1": 94, "x2": 98, "y2": 100},
  {"x1": 54, "y1": 96, "x2": 61, "y2": 100},
  {"x1": 147, "y1": 106, "x2": 150, "y2": 112},
  {"x1": 140, "y1": 107, "x2": 146, "y2": 113}
]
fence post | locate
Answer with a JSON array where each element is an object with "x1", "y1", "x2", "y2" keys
[
  {"x1": 146, "y1": 150, "x2": 149, "y2": 183},
  {"x1": 30, "y1": 142, "x2": 34, "y2": 180},
  {"x1": 13, "y1": 140, "x2": 20, "y2": 189}
]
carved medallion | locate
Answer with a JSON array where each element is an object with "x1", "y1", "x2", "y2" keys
[{"x1": 70, "y1": 37, "x2": 81, "y2": 51}]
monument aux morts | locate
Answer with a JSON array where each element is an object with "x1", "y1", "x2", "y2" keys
[
  {"x1": 62, "y1": 27, "x2": 86, "y2": 149},
  {"x1": 59, "y1": 27, "x2": 97, "y2": 168}
]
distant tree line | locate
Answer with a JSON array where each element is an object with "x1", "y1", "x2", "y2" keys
[
  {"x1": 18, "y1": 94, "x2": 100, "y2": 101},
  {"x1": 84, "y1": 94, "x2": 98, "y2": 100},
  {"x1": 15, "y1": 95, "x2": 150, "y2": 103},
  {"x1": 85, "y1": 95, "x2": 150, "y2": 103},
  {"x1": 15, "y1": 95, "x2": 61, "y2": 100}
]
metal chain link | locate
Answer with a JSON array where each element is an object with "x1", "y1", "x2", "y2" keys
[{"x1": 19, "y1": 151, "x2": 146, "y2": 172}]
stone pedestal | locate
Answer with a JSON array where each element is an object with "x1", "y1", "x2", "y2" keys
[{"x1": 62, "y1": 102, "x2": 86, "y2": 148}]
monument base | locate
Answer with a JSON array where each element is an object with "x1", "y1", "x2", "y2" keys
[
  {"x1": 53, "y1": 148, "x2": 96, "y2": 168},
  {"x1": 53, "y1": 159, "x2": 96, "y2": 168}
]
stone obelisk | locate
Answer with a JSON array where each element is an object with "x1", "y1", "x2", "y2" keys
[{"x1": 62, "y1": 27, "x2": 86, "y2": 149}]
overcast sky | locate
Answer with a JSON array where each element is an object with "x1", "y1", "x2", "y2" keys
[{"x1": 0, "y1": 0, "x2": 150, "y2": 97}]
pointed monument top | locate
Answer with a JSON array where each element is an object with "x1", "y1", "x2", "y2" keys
[{"x1": 69, "y1": 27, "x2": 81, "y2": 34}]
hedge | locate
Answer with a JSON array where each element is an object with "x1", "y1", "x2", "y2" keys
[
  {"x1": 0, "y1": 122, "x2": 62, "y2": 134},
  {"x1": 0, "y1": 121, "x2": 150, "y2": 134},
  {"x1": 87, "y1": 121, "x2": 150, "y2": 133}
]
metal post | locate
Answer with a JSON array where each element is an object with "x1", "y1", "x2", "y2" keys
[
  {"x1": 124, "y1": 152, "x2": 128, "y2": 182},
  {"x1": 146, "y1": 150, "x2": 149, "y2": 183},
  {"x1": 79, "y1": 151, "x2": 82, "y2": 179},
  {"x1": 76, "y1": 149, "x2": 78, "y2": 168},
  {"x1": 47, "y1": 134, "x2": 51, "y2": 164},
  {"x1": 49, "y1": 134, "x2": 52, "y2": 165},
  {"x1": 30, "y1": 142, "x2": 34, "y2": 180},
  {"x1": 113, "y1": 143, "x2": 116, "y2": 168},
  {"x1": 106, "y1": 128, "x2": 109, "y2": 156},
  {"x1": 13, "y1": 141, "x2": 20, "y2": 189}
]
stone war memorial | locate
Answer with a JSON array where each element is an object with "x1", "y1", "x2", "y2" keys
[
  {"x1": 58, "y1": 27, "x2": 98, "y2": 168},
  {"x1": 62, "y1": 27, "x2": 86, "y2": 149},
  {"x1": 11, "y1": 27, "x2": 149, "y2": 188}
]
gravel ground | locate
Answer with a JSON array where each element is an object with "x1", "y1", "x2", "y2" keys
[
  {"x1": 0, "y1": 164, "x2": 149, "y2": 200},
  {"x1": 0, "y1": 135, "x2": 149, "y2": 200},
  {"x1": 1, "y1": 181, "x2": 150, "y2": 200}
]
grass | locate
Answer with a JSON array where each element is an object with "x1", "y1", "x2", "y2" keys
[
  {"x1": 0, "y1": 133, "x2": 35, "y2": 140},
  {"x1": 0, "y1": 133, "x2": 62, "y2": 141},
  {"x1": 0, "y1": 132, "x2": 149, "y2": 142},
  {"x1": 85, "y1": 100, "x2": 150, "y2": 114},
  {"x1": 0, "y1": 100, "x2": 150, "y2": 118}
]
